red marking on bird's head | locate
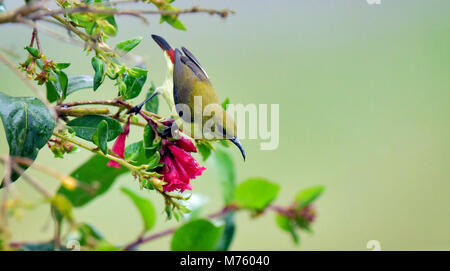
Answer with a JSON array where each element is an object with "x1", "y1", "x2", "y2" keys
[{"x1": 167, "y1": 49, "x2": 175, "y2": 64}]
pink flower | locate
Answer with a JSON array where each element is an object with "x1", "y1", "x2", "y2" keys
[
  {"x1": 158, "y1": 137, "x2": 205, "y2": 192},
  {"x1": 107, "y1": 120, "x2": 131, "y2": 169},
  {"x1": 174, "y1": 136, "x2": 197, "y2": 153},
  {"x1": 299, "y1": 205, "x2": 316, "y2": 223}
]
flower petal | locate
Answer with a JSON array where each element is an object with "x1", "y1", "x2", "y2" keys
[
  {"x1": 168, "y1": 145, "x2": 205, "y2": 179},
  {"x1": 107, "y1": 120, "x2": 131, "y2": 169},
  {"x1": 106, "y1": 160, "x2": 121, "y2": 169},
  {"x1": 175, "y1": 136, "x2": 197, "y2": 153}
]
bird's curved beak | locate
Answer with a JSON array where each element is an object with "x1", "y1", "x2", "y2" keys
[{"x1": 230, "y1": 137, "x2": 246, "y2": 161}]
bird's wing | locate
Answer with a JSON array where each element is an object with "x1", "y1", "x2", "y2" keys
[
  {"x1": 173, "y1": 49, "x2": 185, "y2": 105},
  {"x1": 180, "y1": 56, "x2": 208, "y2": 81},
  {"x1": 173, "y1": 49, "x2": 208, "y2": 104},
  {"x1": 181, "y1": 47, "x2": 209, "y2": 79}
]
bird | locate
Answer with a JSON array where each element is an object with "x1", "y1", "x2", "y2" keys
[{"x1": 129, "y1": 34, "x2": 245, "y2": 161}]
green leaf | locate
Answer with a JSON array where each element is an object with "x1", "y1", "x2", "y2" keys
[
  {"x1": 160, "y1": 14, "x2": 187, "y2": 31},
  {"x1": 144, "y1": 82, "x2": 159, "y2": 113},
  {"x1": 196, "y1": 140, "x2": 213, "y2": 161},
  {"x1": 0, "y1": 93, "x2": 55, "y2": 184},
  {"x1": 45, "y1": 80, "x2": 60, "y2": 103},
  {"x1": 124, "y1": 141, "x2": 147, "y2": 166},
  {"x1": 95, "y1": 240, "x2": 120, "y2": 251},
  {"x1": 45, "y1": 71, "x2": 68, "y2": 102},
  {"x1": 57, "y1": 154, "x2": 128, "y2": 207},
  {"x1": 171, "y1": 219, "x2": 224, "y2": 251},
  {"x1": 234, "y1": 178, "x2": 280, "y2": 211},
  {"x1": 104, "y1": 15, "x2": 118, "y2": 36},
  {"x1": 215, "y1": 212, "x2": 236, "y2": 251},
  {"x1": 295, "y1": 186, "x2": 325, "y2": 209},
  {"x1": 77, "y1": 223, "x2": 104, "y2": 246},
  {"x1": 117, "y1": 77, "x2": 127, "y2": 95},
  {"x1": 56, "y1": 70, "x2": 68, "y2": 100},
  {"x1": 219, "y1": 140, "x2": 230, "y2": 148},
  {"x1": 197, "y1": 143, "x2": 212, "y2": 161},
  {"x1": 275, "y1": 214, "x2": 299, "y2": 244},
  {"x1": 51, "y1": 194, "x2": 74, "y2": 223},
  {"x1": 221, "y1": 97, "x2": 230, "y2": 110},
  {"x1": 56, "y1": 63, "x2": 71, "y2": 69},
  {"x1": 115, "y1": 37, "x2": 143, "y2": 56},
  {"x1": 124, "y1": 140, "x2": 160, "y2": 169},
  {"x1": 145, "y1": 151, "x2": 161, "y2": 170},
  {"x1": 127, "y1": 67, "x2": 147, "y2": 78},
  {"x1": 212, "y1": 148, "x2": 236, "y2": 204},
  {"x1": 66, "y1": 115, "x2": 122, "y2": 142},
  {"x1": 122, "y1": 69, "x2": 147, "y2": 100},
  {"x1": 92, "y1": 120, "x2": 108, "y2": 154},
  {"x1": 25, "y1": 46, "x2": 39, "y2": 57},
  {"x1": 143, "y1": 125, "x2": 157, "y2": 158},
  {"x1": 120, "y1": 187, "x2": 156, "y2": 232},
  {"x1": 91, "y1": 56, "x2": 106, "y2": 91},
  {"x1": 22, "y1": 242, "x2": 70, "y2": 251},
  {"x1": 67, "y1": 75, "x2": 94, "y2": 96},
  {"x1": 295, "y1": 216, "x2": 313, "y2": 233}
]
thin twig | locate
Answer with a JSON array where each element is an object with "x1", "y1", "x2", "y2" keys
[
  {"x1": 122, "y1": 203, "x2": 297, "y2": 250},
  {"x1": 60, "y1": 99, "x2": 132, "y2": 108},
  {"x1": 56, "y1": 107, "x2": 110, "y2": 117},
  {"x1": 50, "y1": 14, "x2": 92, "y2": 41},
  {"x1": 122, "y1": 205, "x2": 239, "y2": 250},
  {"x1": 28, "y1": 6, "x2": 234, "y2": 22},
  {"x1": 11, "y1": 157, "x2": 95, "y2": 194},
  {"x1": 52, "y1": 132, "x2": 141, "y2": 172},
  {"x1": 29, "y1": 27, "x2": 41, "y2": 52},
  {"x1": 59, "y1": 99, "x2": 161, "y2": 119},
  {"x1": 9, "y1": 164, "x2": 52, "y2": 199},
  {"x1": 0, "y1": 2, "x2": 42, "y2": 24}
]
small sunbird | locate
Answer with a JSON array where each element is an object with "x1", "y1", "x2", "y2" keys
[{"x1": 129, "y1": 35, "x2": 245, "y2": 161}]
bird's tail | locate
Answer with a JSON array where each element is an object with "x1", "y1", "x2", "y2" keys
[{"x1": 151, "y1": 34, "x2": 175, "y2": 64}]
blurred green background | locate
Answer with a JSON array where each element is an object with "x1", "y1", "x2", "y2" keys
[{"x1": 0, "y1": 0, "x2": 449, "y2": 250}]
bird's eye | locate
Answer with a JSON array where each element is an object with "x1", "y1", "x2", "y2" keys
[{"x1": 178, "y1": 110, "x2": 184, "y2": 117}]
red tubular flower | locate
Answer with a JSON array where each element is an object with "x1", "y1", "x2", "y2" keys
[
  {"x1": 107, "y1": 120, "x2": 131, "y2": 169},
  {"x1": 158, "y1": 136, "x2": 205, "y2": 192},
  {"x1": 174, "y1": 136, "x2": 197, "y2": 153}
]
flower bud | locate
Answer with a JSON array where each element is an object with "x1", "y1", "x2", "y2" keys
[
  {"x1": 150, "y1": 177, "x2": 165, "y2": 191},
  {"x1": 60, "y1": 176, "x2": 78, "y2": 191}
]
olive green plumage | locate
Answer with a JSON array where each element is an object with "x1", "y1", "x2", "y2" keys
[
  {"x1": 173, "y1": 48, "x2": 237, "y2": 140},
  {"x1": 149, "y1": 35, "x2": 245, "y2": 160}
]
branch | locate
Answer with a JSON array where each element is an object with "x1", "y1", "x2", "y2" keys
[
  {"x1": 51, "y1": 131, "x2": 165, "y2": 194},
  {"x1": 9, "y1": 163, "x2": 52, "y2": 199},
  {"x1": 52, "y1": 131, "x2": 142, "y2": 172},
  {"x1": 10, "y1": 157, "x2": 83, "y2": 192},
  {"x1": 0, "y1": 2, "x2": 41, "y2": 24},
  {"x1": 122, "y1": 203, "x2": 295, "y2": 251},
  {"x1": 0, "y1": 2, "x2": 234, "y2": 25},
  {"x1": 28, "y1": 5, "x2": 234, "y2": 22},
  {"x1": 58, "y1": 99, "x2": 162, "y2": 120},
  {"x1": 55, "y1": 106, "x2": 147, "y2": 126},
  {"x1": 122, "y1": 205, "x2": 238, "y2": 250},
  {"x1": 56, "y1": 107, "x2": 111, "y2": 117}
]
